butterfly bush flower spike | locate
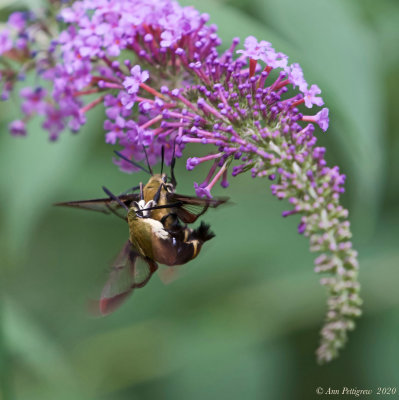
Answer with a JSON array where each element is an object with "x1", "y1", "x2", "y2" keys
[{"x1": 0, "y1": 0, "x2": 361, "y2": 363}]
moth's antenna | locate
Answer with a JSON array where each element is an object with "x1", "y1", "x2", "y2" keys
[
  {"x1": 160, "y1": 146, "x2": 165, "y2": 175},
  {"x1": 119, "y1": 185, "x2": 140, "y2": 196},
  {"x1": 139, "y1": 182, "x2": 144, "y2": 201},
  {"x1": 142, "y1": 145, "x2": 153, "y2": 176},
  {"x1": 153, "y1": 182, "x2": 163, "y2": 204},
  {"x1": 102, "y1": 186, "x2": 129, "y2": 211},
  {"x1": 170, "y1": 141, "x2": 177, "y2": 187},
  {"x1": 114, "y1": 151, "x2": 151, "y2": 175}
]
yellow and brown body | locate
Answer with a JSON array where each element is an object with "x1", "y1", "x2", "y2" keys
[{"x1": 127, "y1": 208, "x2": 213, "y2": 266}]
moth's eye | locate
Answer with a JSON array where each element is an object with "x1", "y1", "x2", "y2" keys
[{"x1": 128, "y1": 208, "x2": 138, "y2": 219}]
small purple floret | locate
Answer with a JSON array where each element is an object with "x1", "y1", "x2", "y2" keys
[
  {"x1": 8, "y1": 12, "x2": 28, "y2": 31},
  {"x1": 20, "y1": 87, "x2": 47, "y2": 115},
  {"x1": 186, "y1": 157, "x2": 199, "y2": 171},
  {"x1": 298, "y1": 222, "x2": 306, "y2": 234},
  {"x1": 9, "y1": 119, "x2": 26, "y2": 136},
  {"x1": 0, "y1": 30, "x2": 12, "y2": 55},
  {"x1": 123, "y1": 65, "x2": 149, "y2": 95},
  {"x1": 286, "y1": 63, "x2": 307, "y2": 92},
  {"x1": 194, "y1": 182, "x2": 212, "y2": 198},
  {"x1": 237, "y1": 36, "x2": 271, "y2": 61},
  {"x1": 315, "y1": 108, "x2": 329, "y2": 132},
  {"x1": 303, "y1": 84, "x2": 324, "y2": 108}
]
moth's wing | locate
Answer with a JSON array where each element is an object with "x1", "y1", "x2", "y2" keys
[
  {"x1": 167, "y1": 193, "x2": 229, "y2": 223},
  {"x1": 55, "y1": 194, "x2": 140, "y2": 220},
  {"x1": 98, "y1": 241, "x2": 158, "y2": 315},
  {"x1": 157, "y1": 265, "x2": 183, "y2": 285}
]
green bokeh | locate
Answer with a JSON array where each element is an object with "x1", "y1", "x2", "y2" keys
[{"x1": 1, "y1": 0, "x2": 399, "y2": 399}]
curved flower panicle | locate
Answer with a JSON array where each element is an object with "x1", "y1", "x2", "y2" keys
[{"x1": 0, "y1": 0, "x2": 360, "y2": 363}]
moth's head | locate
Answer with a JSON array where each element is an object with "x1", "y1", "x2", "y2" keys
[
  {"x1": 128, "y1": 200, "x2": 145, "y2": 221},
  {"x1": 144, "y1": 174, "x2": 174, "y2": 198},
  {"x1": 127, "y1": 207, "x2": 139, "y2": 222},
  {"x1": 144, "y1": 174, "x2": 163, "y2": 190}
]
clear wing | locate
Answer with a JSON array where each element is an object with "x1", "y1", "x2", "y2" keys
[
  {"x1": 157, "y1": 266, "x2": 183, "y2": 285},
  {"x1": 167, "y1": 193, "x2": 229, "y2": 223},
  {"x1": 55, "y1": 194, "x2": 140, "y2": 220},
  {"x1": 98, "y1": 241, "x2": 158, "y2": 315}
]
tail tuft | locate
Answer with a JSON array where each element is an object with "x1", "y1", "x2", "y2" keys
[{"x1": 191, "y1": 221, "x2": 215, "y2": 242}]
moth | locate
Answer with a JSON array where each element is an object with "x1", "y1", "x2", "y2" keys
[{"x1": 56, "y1": 150, "x2": 228, "y2": 314}]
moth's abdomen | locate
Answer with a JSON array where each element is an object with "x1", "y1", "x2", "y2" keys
[
  {"x1": 153, "y1": 224, "x2": 214, "y2": 266},
  {"x1": 129, "y1": 215, "x2": 214, "y2": 266}
]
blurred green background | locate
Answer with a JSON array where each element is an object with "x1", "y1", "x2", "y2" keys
[{"x1": 1, "y1": 0, "x2": 399, "y2": 399}]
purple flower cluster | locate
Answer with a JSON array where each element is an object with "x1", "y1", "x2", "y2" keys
[
  {"x1": 0, "y1": 0, "x2": 360, "y2": 363},
  {"x1": 0, "y1": 11, "x2": 34, "y2": 103},
  {"x1": 1, "y1": 0, "x2": 218, "y2": 164}
]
